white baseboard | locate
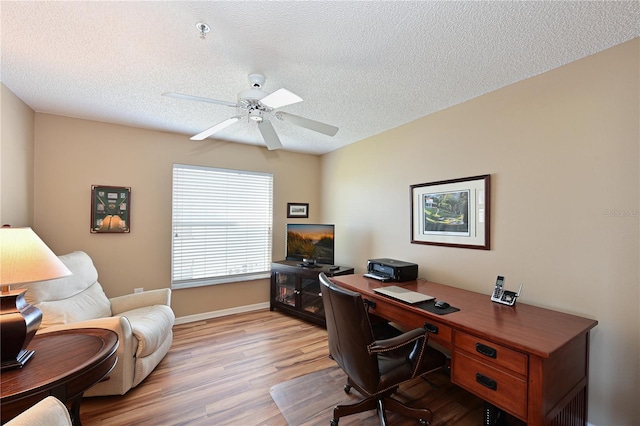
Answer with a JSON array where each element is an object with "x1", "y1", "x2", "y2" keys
[{"x1": 174, "y1": 302, "x2": 271, "y2": 325}]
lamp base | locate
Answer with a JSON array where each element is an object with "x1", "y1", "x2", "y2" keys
[
  {"x1": 1, "y1": 349, "x2": 35, "y2": 371},
  {"x1": 0, "y1": 289, "x2": 42, "y2": 370}
]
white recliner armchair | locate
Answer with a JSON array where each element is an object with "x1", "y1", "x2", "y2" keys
[{"x1": 16, "y1": 251, "x2": 175, "y2": 396}]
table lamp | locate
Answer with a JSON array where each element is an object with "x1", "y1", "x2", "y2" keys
[{"x1": 0, "y1": 227, "x2": 72, "y2": 371}]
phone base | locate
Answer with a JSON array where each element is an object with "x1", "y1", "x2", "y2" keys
[{"x1": 491, "y1": 290, "x2": 518, "y2": 306}]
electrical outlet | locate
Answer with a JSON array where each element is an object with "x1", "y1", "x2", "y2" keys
[{"x1": 134, "y1": 288, "x2": 143, "y2": 294}]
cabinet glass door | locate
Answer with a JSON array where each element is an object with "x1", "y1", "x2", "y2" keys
[
  {"x1": 300, "y1": 277, "x2": 324, "y2": 316},
  {"x1": 274, "y1": 272, "x2": 296, "y2": 307}
]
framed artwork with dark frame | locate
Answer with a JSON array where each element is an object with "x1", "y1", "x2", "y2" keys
[
  {"x1": 90, "y1": 185, "x2": 131, "y2": 233},
  {"x1": 287, "y1": 202, "x2": 309, "y2": 218},
  {"x1": 410, "y1": 174, "x2": 490, "y2": 250}
]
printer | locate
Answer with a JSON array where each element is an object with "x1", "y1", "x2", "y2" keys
[{"x1": 365, "y1": 258, "x2": 418, "y2": 282}]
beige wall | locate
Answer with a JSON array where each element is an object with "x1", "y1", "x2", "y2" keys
[
  {"x1": 31, "y1": 114, "x2": 322, "y2": 318},
  {"x1": 321, "y1": 39, "x2": 639, "y2": 425},
  {"x1": 1, "y1": 84, "x2": 34, "y2": 226}
]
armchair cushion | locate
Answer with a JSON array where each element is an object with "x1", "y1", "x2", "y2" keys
[{"x1": 36, "y1": 282, "x2": 112, "y2": 328}]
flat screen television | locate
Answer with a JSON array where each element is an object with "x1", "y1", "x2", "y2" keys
[{"x1": 285, "y1": 224, "x2": 335, "y2": 265}]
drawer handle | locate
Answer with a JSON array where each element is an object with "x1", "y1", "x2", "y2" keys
[
  {"x1": 476, "y1": 343, "x2": 497, "y2": 358},
  {"x1": 476, "y1": 373, "x2": 498, "y2": 391},
  {"x1": 423, "y1": 322, "x2": 439, "y2": 334}
]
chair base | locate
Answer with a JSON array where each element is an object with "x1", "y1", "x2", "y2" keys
[{"x1": 331, "y1": 383, "x2": 432, "y2": 426}]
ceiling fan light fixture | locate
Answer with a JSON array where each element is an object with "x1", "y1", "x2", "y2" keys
[{"x1": 248, "y1": 109, "x2": 264, "y2": 122}]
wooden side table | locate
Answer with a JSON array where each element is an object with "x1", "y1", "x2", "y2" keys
[{"x1": 0, "y1": 328, "x2": 118, "y2": 425}]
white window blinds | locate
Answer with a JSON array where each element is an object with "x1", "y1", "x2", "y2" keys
[{"x1": 171, "y1": 164, "x2": 273, "y2": 289}]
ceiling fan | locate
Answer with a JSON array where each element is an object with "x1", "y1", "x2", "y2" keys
[{"x1": 163, "y1": 74, "x2": 338, "y2": 150}]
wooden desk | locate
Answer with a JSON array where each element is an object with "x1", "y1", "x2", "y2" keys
[
  {"x1": 330, "y1": 275, "x2": 598, "y2": 426},
  {"x1": 1, "y1": 328, "x2": 118, "y2": 425}
]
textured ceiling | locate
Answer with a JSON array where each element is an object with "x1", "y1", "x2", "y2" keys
[{"x1": 1, "y1": 1, "x2": 638, "y2": 155}]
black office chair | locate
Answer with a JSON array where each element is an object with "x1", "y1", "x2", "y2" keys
[{"x1": 319, "y1": 273, "x2": 446, "y2": 426}]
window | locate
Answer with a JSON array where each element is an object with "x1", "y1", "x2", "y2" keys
[{"x1": 171, "y1": 164, "x2": 273, "y2": 289}]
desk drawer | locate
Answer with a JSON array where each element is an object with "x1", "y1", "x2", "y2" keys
[
  {"x1": 452, "y1": 350, "x2": 527, "y2": 421},
  {"x1": 366, "y1": 296, "x2": 452, "y2": 346},
  {"x1": 454, "y1": 331, "x2": 527, "y2": 376},
  {"x1": 420, "y1": 319, "x2": 452, "y2": 347}
]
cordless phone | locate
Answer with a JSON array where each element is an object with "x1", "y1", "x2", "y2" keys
[
  {"x1": 491, "y1": 276, "x2": 504, "y2": 300},
  {"x1": 490, "y1": 275, "x2": 522, "y2": 306}
]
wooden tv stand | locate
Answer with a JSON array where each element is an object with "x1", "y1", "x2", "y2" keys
[
  {"x1": 270, "y1": 260, "x2": 353, "y2": 326},
  {"x1": 330, "y1": 274, "x2": 598, "y2": 426}
]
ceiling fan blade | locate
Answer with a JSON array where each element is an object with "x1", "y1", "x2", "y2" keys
[
  {"x1": 257, "y1": 119, "x2": 283, "y2": 150},
  {"x1": 190, "y1": 116, "x2": 241, "y2": 140},
  {"x1": 163, "y1": 92, "x2": 238, "y2": 108},
  {"x1": 259, "y1": 88, "x2": 303, "y2": 109},
  {"x1": 275, "y1": 112, "x2": 338, "y2": 136}
]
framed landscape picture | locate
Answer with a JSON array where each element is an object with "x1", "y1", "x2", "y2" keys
[
  {"x1": 91, "y1": 185, "x2": 131, "y2": 233},
  {"x1": 410, "y1": 175, "x2": 490, "y2": 249}
]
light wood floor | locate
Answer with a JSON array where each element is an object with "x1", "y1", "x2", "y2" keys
[{"x1": 80, "y1": 309, "x2": 485, "y2": 425}]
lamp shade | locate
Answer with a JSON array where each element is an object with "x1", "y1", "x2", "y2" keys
[
  {"x1": 0, "y1": 227, "x2": 71, "y2": 287},
  {"x1": 0, "y1": 227, "x2": 71, "y2": 370}
]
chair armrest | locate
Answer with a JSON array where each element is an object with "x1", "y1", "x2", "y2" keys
[
  {"x1": 110, "y1": 288, "x2": 171, "y2": 315},
  {"x1": 37, "y1": 316, "x2": 135, "y2": 361},
  {"x1": 368, "y1": 328, "x2": 427, "y2": 353}
]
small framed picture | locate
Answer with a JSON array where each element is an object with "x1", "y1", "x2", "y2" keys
[
  {"x1": 287, "y1": 203, "x2": 309, "y2": 218},
  {"x1": 91, "y1": 185, "x2": 131, "y2": 233}
]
